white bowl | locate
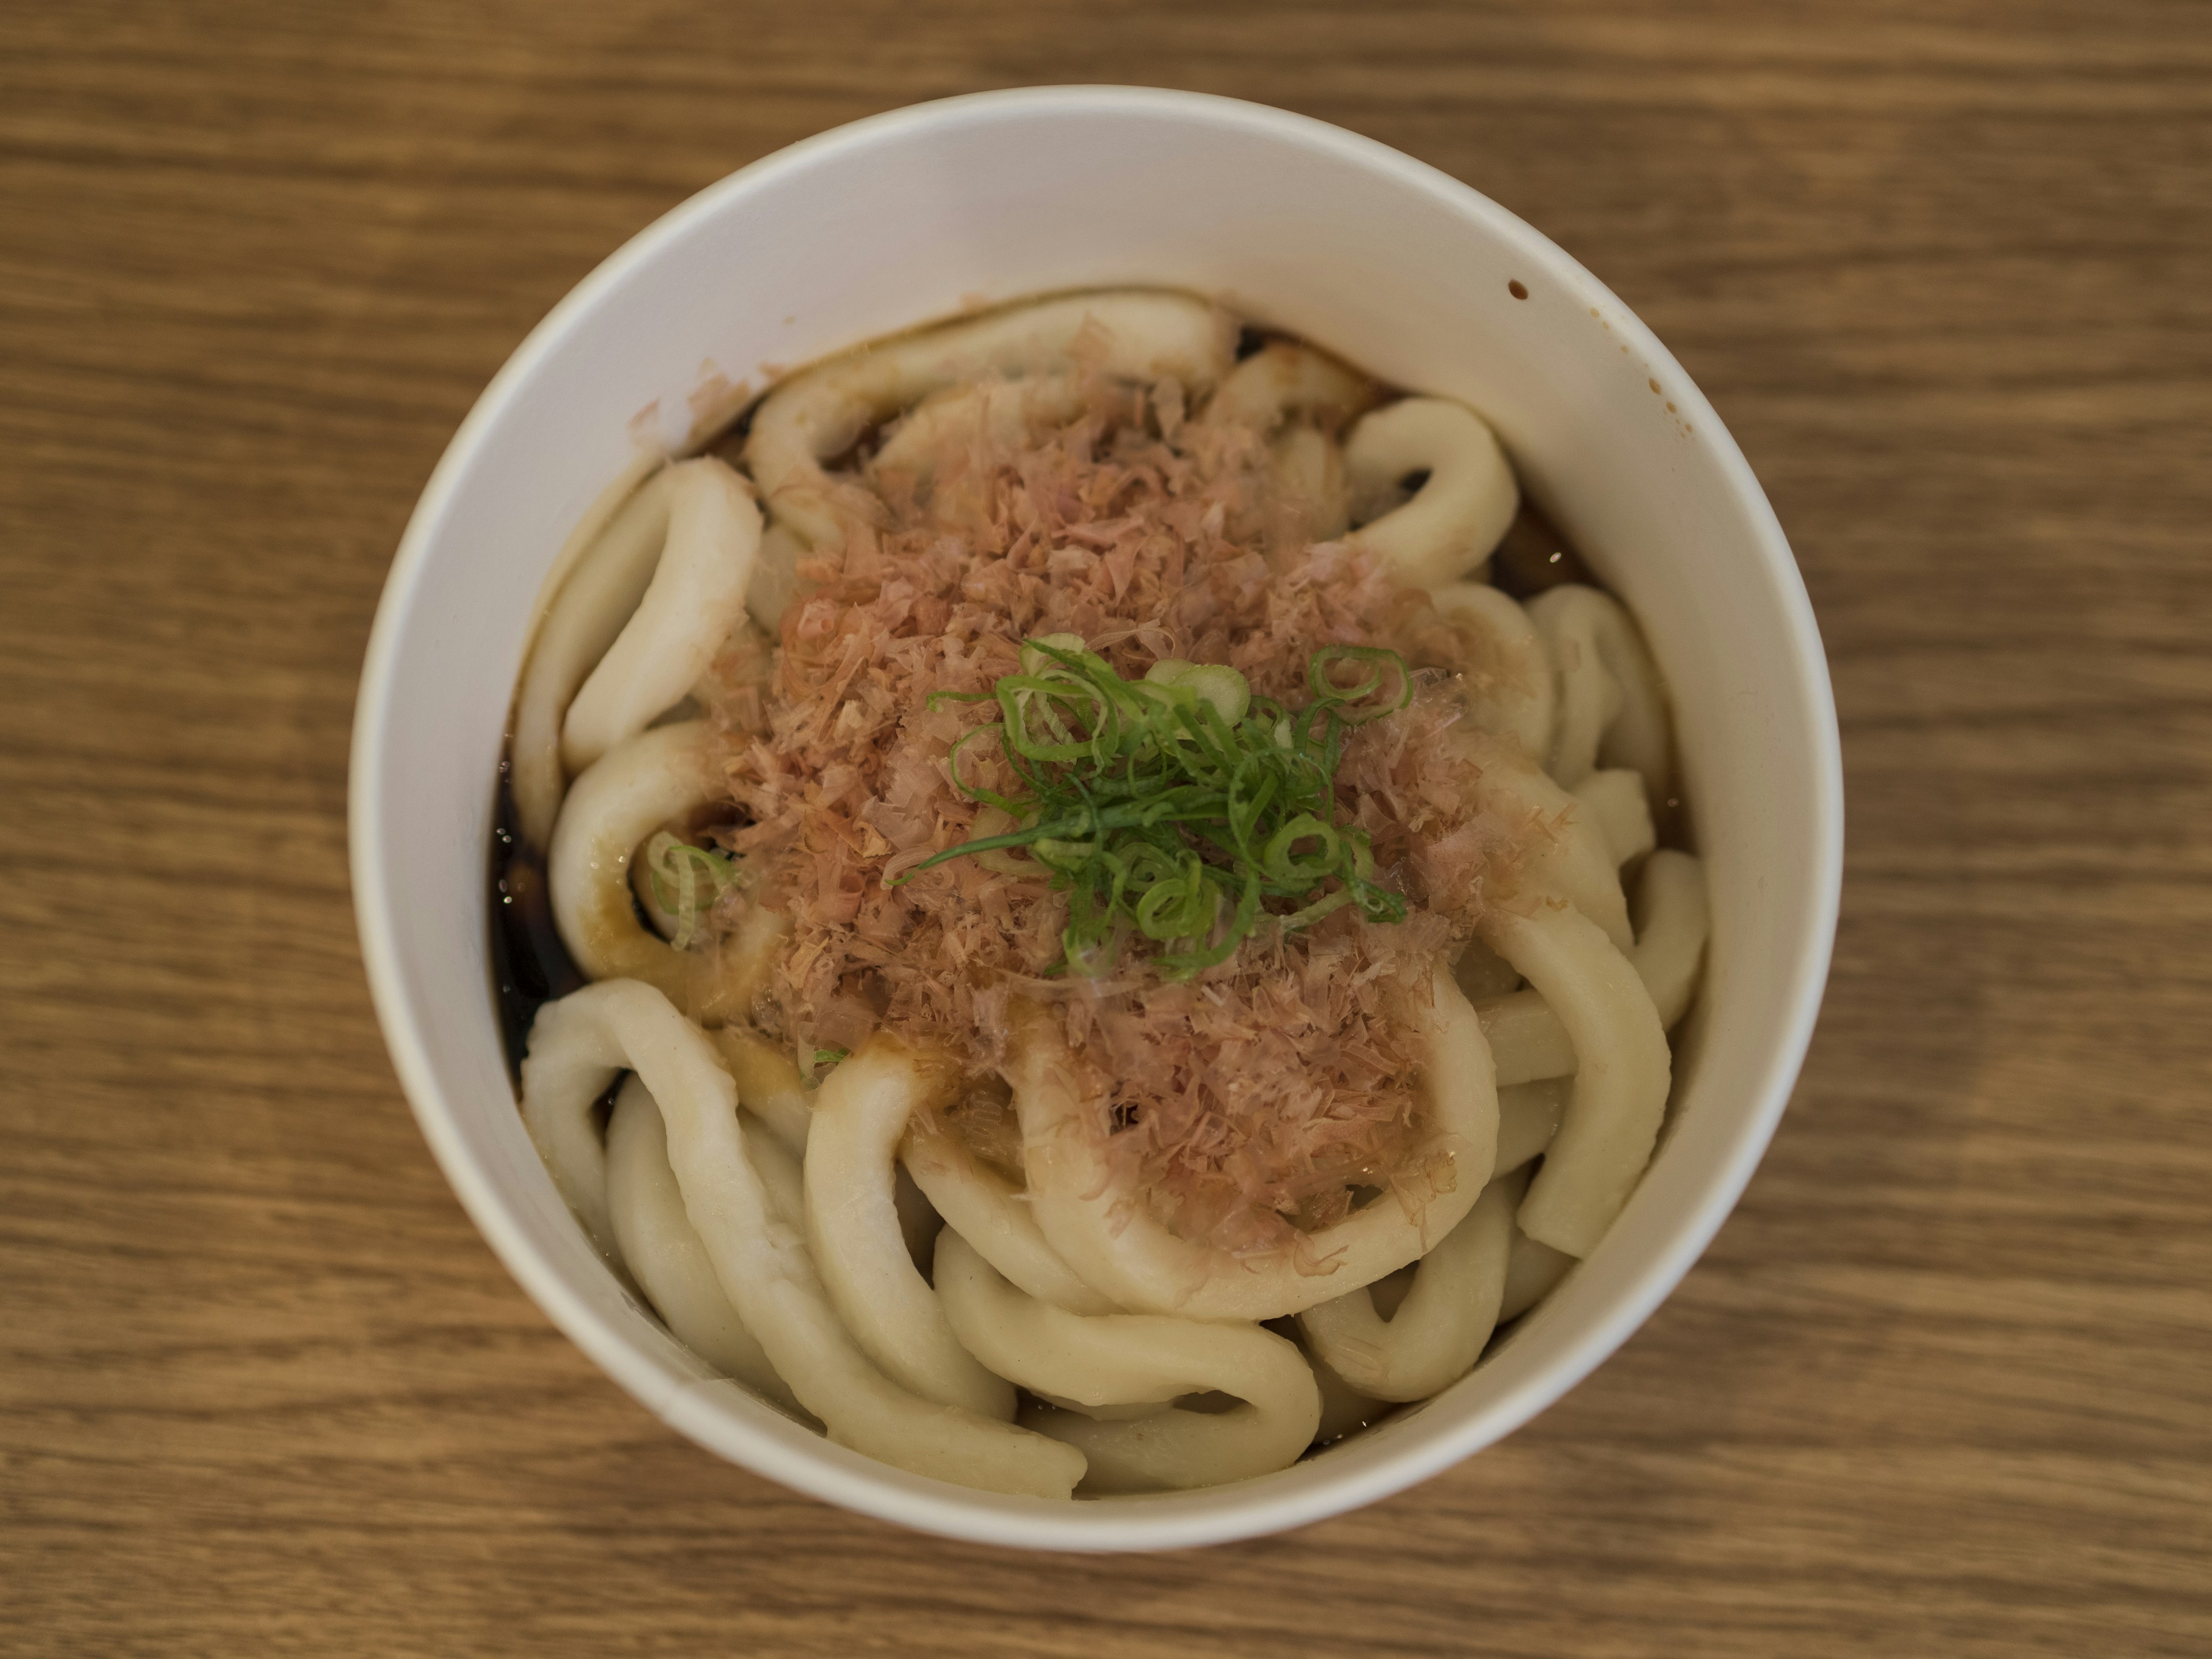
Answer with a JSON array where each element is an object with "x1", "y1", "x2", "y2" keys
[{"x1": 350, "y1": 86, "x2": 1842, "y2": 1551}]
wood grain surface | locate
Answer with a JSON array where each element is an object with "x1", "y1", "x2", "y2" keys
[{"x1": 3, "y1": 2, "x2": 2208, "y2": 1654}]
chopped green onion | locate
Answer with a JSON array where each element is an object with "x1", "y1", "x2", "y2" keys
[
  {"x1": 1019, "y1": 632, "x2": 1089, "y2": 676},
  {"x1": 813, "y1": 1046, "x2": 851, "y2": 1069},
  {"x1": 888, "y1": 640, "x2": 1414, "y2": 980},
  {"x1": 643, "y1": 832, "x2": 741, "y2": 950},
  {"x1": 1143, "y1": 658, "x2": 1252, "y2": 724}
]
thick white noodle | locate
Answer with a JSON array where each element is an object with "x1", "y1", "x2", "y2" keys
[
  {"x1": 1498, "y1": 1224, "x2": 1577, "y2": 1323},
  {"x1": 1296, "y1": 1171, "x2": 1523, "y2": 1402},
  {"x1": 1572, "y1": 768, "x2": 1657, "y2": 867},
  {"x1": 935, "y1": 1232, "x2": 1322, "y2": 1494},
  {"x1": 1343, "y1": 398, "x2": 1519, "y2": 588},
  {"x1": 710, "y1": 1025, "x2": 812, "y2": 1156},
  {"x1": 1474, "y1": 738, "x2": 1634, "y2": 953},
  {"x1": 1477, "y1": 849, "x2": 1710, "y2": 1085},
  {"x1": 714, "y1": 1026, "x2": 944, "y2": 1271},
  {"x1": 1527, "y1": 584, "x2": 1673, "y2": 800},
  {"x1": 744, "y1": 522, "x2": 808, "y2": 635},
  {"x1": 1203, "y1": 340, "x2": 1370, "y2": 431},
  {"x1": 1485, "y1": 903, "x2": 1671, "y2": 1258},
  {"x1": 510, "y1": 458, "x2": 756, "y2": 850},
  {"x1": 511, "y1": 463, "x2": 674, "y2": 851},
  {"x1": 527, "y1": 452, "x2": 666, "y2": 652},
  {"x1": 520, "y1": 980, "x2": 1084, "y2": 1497},
  {"x1": 867, "y1": 376, "x2": 1116, "y2": 551},
  {"x1": 1457, "y1": 626, "x2": 1685, "y2": 1265},
  {"x1": 745, "y1": 290, "x2": 1231, "y2": 550},
  {"x1": 1478, "y1": 994, "x2": 1581, "y2": 1089},
  {"x1": 1625, "y1": 850, "x2": 1710, "y2": 1032},
  {"x1": 1430, "y1": 580, "x2": 1555, "y2": 759},
  {"x1": 1203, "y1": 342, "x2": 1376, "y2": 542},
  {"x1": 1308, "y1": 1347, "x2": 1386, "y2": 1444},
  {"x1": 547, "y1": 721, "x2": 718, "y2": 1002},
  {"x1": 560, "y1": 457, "x2": 760, "y2": 775},
  {"x1": 1268, "y1": 425, "x2": 1350, "y2": 540},
  {"x1": 1012, "y1": 964, "x2": 1498, "y2": 1321},
  {"x1": 870, "y1": 373, "x2": 1086, "y2": 480},
  {"x1": 802, "y1": 1040, "x2": 1016, "y2": 1420},
  {"x1": 902, "y1": 1131, "x2": 1118, "y2": 1316},
  {"x1": 1497, "y1": 1078, "x2": 1567, "y2": 1173},
  {"x1": 689, "y1": 904, "x2": 791, "y2": 1032},
  {"x1": 605, "y1": 1076, "x2": 805, "y2": 1416}
]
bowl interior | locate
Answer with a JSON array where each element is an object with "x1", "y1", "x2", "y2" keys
[{"x1": 351, "y1": 86, "x2": 1840, "y2": 1551}]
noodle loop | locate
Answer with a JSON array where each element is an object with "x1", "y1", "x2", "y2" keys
[
  {"x1": 547, "y1": 721, "x2": 719, "y2": 1002},
  {"x1": 803, "y1": 1039, "x2": 1017, "y2": 1420},
  {"x1": 1486, "y1": 903, "x2": 1670, "y2": 1259},
  {"x1": 935, "y1": 1231, "x2": 1323, "y2": 1494},
  {"x1": 903, "y1": 1126, "x2": 1118, "y2": 1316},
  {"x1": 1476, "y1": 849, "x2": 1709, "y2": 1086},
  {"x1": 1345, "y1": 397, "x2": 1519, "y2": 586},
  {"x1": 1431, "y1": 579, "x2": 1555, "y2": 759},
  {"x1": 1527, "y1": 583, "x2": 1673, "y2": 801},
  {"x1": 512, "y1": 457, "x2": 758, "y2": 848},
  {"x1": 745, "y1": 289, "x2": 1231, "y2": 550},
  {"x1": 1297, "y1": 1171, "x2": 1522, "y2": 1402},
  {"x1": 561, "y1": 459, "x2": 760, "y2": 774}
]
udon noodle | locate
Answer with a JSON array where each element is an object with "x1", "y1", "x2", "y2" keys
[{"x1": 495, "y1": 290, "x2": 1708, "y2": 1498}]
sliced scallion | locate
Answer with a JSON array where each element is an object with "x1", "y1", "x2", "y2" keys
[{"x1": 896, "y1": 639, "x2": 1413, "y2": 979}]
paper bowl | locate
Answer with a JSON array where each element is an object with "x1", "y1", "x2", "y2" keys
[{"x1": 350, "y1": 86, "x2": 1842, "y2": 1551}]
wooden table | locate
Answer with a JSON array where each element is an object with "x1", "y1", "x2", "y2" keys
[{"x1": 4, "y1": 3, "x2": 2207, "y2": 1654}]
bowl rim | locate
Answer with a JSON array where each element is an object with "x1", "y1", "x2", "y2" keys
[{"x1": 349, "y1": 82, "x2": 1844, "y2": 1551}]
